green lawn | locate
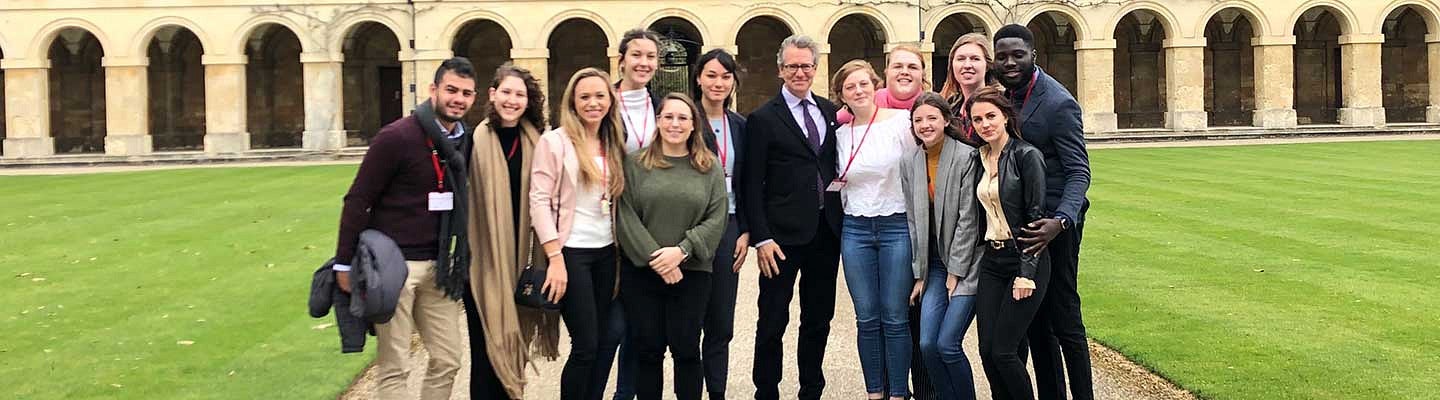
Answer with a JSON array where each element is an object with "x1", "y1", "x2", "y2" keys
[
  {"x1": 1082, "y1": 140, "x2": 1440, "y2": 399},
  {"x1": 2, "y1": 140, "x2": 1437, "y2": 399}
]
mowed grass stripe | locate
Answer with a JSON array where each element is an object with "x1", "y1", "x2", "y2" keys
[{"x1": 1086, "y1": 140, "x2": 1440, "y2": 399}]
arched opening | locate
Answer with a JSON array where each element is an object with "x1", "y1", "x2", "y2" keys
[
  {"x1": 245, "y1": 24, "x2": 304, "y2": 149},
  {"x1": 48, "y1": 29, "x2": 106, "y2": 154},
  {"x1": 828, "y1": 14, "x2": 888, "y2": 78},
  {"x1": 648, "y1": 17, "x2": 704, "y2": 100},
  {"x1": 735, "y1": 16, "x2": 792, "y2": 114},
  {"x1": 1, "y1": 48, "x2": 6, "y2": 156},
  {"x1": 546, "y1": 18, "x2": 608, "y2": 128},
  {"x1": 931, "y1": 13, "x2": 988, "y2": 92},
  {"x1": 1382, "y1": 6, "x2": 1431, "y2": 123},
  {"x1": 341, "y1": 22, "x2": 402, "y2": 146},
  {"x1": 1029, "y1": 12, "x2": 1079, "y2": 95},
  {"x1": 1294, "y1": 8, "x2": 1344, "y2": 125},
  {"x1": 453, "y1": 19, "x2": 513, "y2": 129},
  {"x1": 147, "y1": 26, "x2": 206, "y2": 151},
  {"x1": 1204, "y1": 10, "x2": 1258, "y2": 127},
  {"x1": 1114, "y1": 11, "x2": 1168, "y2": 129}
]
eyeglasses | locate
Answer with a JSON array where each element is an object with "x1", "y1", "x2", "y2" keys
[
  {"x1": 782, "y1": 63, "x2": 817, "y2": 73},
  {"x1": 659, "y1": 114, "x2": 692, "y2": 123}
]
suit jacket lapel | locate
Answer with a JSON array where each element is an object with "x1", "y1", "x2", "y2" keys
[
  {"x1": 770, "y1": 96, "x2": 816, "y2": 156},
  {"x1": 1020, "y1": 71, "x2": 1049, "y2": 126}
]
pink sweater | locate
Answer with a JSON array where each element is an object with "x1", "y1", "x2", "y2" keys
[{"x1": 836, "y1": 88, "x2": 920, "y2": 124}]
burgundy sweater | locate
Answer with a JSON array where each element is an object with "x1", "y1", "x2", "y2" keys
[{"x1": 335, "y1": 116, "x2": 445, "y2": 263}]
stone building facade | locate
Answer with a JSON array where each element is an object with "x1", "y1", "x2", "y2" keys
[{"x1": 1, "y1": 0, "x2": 1436, "y2": 159}]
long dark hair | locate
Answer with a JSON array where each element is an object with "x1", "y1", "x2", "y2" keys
[
  {"x1": 690, "y1": 48, "x2": 740, "y2": 119},
  {"x1": 909, "y1": 92, "x2": 962, "y2": 146},
  {"x1": 483, "y1": 63, "x2": 546, "y2": 131},
  {"x1": 965, "y1": 86, "x2": 1023, "y2": 140}
]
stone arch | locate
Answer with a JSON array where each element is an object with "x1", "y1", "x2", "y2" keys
[
  {"x1": 734, "y1": 15, "x2": 795, "y2": 113},
  {"x1": 145, "y1": 26, "x2": 208, "y2": 150},
  {"x1": 244, "y1": 23, "x2": 305, "y2": 149},
  {"x1": 1293, "y1": 5, "x2": 1347, "y2": 124},
  {"x1": 930, "y1": 11, "x2": 990, "y2": 90},
  {"x1": 820, "y1": 6, "x2": 895, "y2": 44},
  {"x1": 826, "y1": 11, "x2": 890, "y2": 78},
  {"x1": 1106, "y1": 1, "x2": 1182, "y2": 40},
  {"x1": 648, "y1": 16, "x2": 706, "y2": 99},
  {"x1": 1381, "y1": 3, "x2": 1435, "y2": 122},
  {"x1": 641, "y1": 9, "x2": 711, "y2": 46},
  {"x1": 233, "y1": 14, "x2": 315, "y2": 55},
  {"x1": 926, "y1": 4, "x2": 1001, "y2": 38},
  {"x1": 730, "y1": 7, "x2": 802, "y2": 46},
  {"x1": 131, "y1": 17, "x2": 214, "y2": 58},
  {"x1": 1028, "y1": 11, "x2": 1082, "y2": 95},
  {"x1": 328, "y1": 14, "x2": 408, "y2": 59},
  {"x1": 537, "y1": 10, "x2": 618, "y2": 54},
  {"x1": 1288, "y1": 1, "x2": 1359, "y2": 36},
  {"x1": 545, "y1": 17, "x2": 610, "y2": 126},
  {"x1": 27, "y1": 19, "x2": 113, "y2": 61},
  {"x1": 1020, "y1": 4, "x2": 1090, "y2": 41},
  {"x1": 1114, "y1": 9, "x2": 1170, "y2": 129},
  {"x1": 340, "y1": 22, "x2": 404, "y2": 145},
  {"x1": 1377, "y1": 0, "x2": 1440, "y2": 34},
  {"x1": 1196, "y1": 1, "x2": 1272, "y2": 38},
  {"x1": 451, "y1": 18, "x2": 515, "y2": 129},
  {"x1": 1204, "y1": 8, "x2": 1261, "y2": 126},
  {"x1": 437, "y1": 11, "x2": 519, "y2": 54},
  {"x1": 46, "y1": 27, "x2": 107, "y2": 153}
]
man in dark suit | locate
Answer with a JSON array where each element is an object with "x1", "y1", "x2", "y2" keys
[
  {"x1": 742, "y1": 34, "x2": 843, "y2": 400},
  {"x1": 992, "y1": 24, "x2": 1094, "y2": 400}
]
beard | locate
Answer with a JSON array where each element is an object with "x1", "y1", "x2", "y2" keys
[{"x1": 999, "y1": 65, "x2": 1034, "y2": 90}]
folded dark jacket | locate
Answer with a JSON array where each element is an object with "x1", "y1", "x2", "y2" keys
[
  {"x1": 350, "y1": 229, "x2": 409, "y2": 324},
  {"x1": 308, "y1": 258, "x2": 372, "y2": 353}
]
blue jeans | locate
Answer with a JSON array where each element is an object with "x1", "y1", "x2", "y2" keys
[
  {"x1": 840, "y1": 213, "x2": 913, "y2": 397},
  {"x1": 919, "y1": 258, "x2": 977, "y2": 400}
]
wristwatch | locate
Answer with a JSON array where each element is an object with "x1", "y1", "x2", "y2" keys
[{"x1": 1056, "y1": 216, "x2": 1073, "y2": 231}]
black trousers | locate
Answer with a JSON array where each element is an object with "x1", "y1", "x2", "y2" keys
[
  {"x1": 1030, "y1": 222, "x2": 1093, "y2": 400},
  {"x1": 753, "y1": 214, "x2": 841, "y2": 400},
  {"x1": 703, "y1": 215, "x2": 742, "y2": 398},
  {"x1": 462, "y1": 287, "x2": 514, "y2": 400},
  {"x1": 622, "y1": 264, "x2": 712, "y2": 400},
  {"x1": 559, "y1": 245, "x2": 619, "y2": 400},
  {"x1": 976, "y1": 244, "x2": 1051, "y2": 400}
]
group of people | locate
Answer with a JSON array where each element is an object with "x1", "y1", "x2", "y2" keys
[{"x1": 331, "y1": 22, "x2": 1092, "y2": 400}]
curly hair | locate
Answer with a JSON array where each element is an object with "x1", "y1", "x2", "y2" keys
[{"x1": 483, "y1": 63, "x2": 546, "y2": 132}]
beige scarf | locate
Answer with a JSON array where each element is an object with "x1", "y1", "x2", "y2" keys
[{"x1": 465, "y1": 119, "x2": 561, "y2": 399}]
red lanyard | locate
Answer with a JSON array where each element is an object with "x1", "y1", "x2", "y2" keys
[
  {"x1": 716, "y1": 117, "x2": 729, "y2": 174},
  {"x1": 597, "y1": 144, "x2": 610, "y2": 200},
  {"x1": 425, "y1": 138, "x2": 445, "y2": 191},
  {"x1": 619, "y1": 92, "x2": 652, "y2": 148},
  {"x1": 838, "y1": 106, "x2": 880, "y2": 181},
  {"x1": 1014, "y1": 69, "x2": 1039, "y2": 110},
  {"x1": 505, "y1": 135, "x2": 520, "y2": 160}
]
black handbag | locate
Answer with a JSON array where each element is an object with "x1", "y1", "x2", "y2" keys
[{"x1": 514, "y1": 237, "x2": 561, "y2": 311}]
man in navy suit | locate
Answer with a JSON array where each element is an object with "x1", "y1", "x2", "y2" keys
[
  {"x1": 993, "y1": 23, "x2": 1095, "y2": 400},
  {"x1": 742, "y1": 34, "x2": 843, "y2": 400}
]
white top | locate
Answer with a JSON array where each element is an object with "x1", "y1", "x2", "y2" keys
[
  {"x1": 835, "y1": 109, "x2": 916, "y2": 217},
  {"x1": 780, "y1": 87, "x2": 826, "y2": 145},
  {"x1": 710, "y1": 117, "x2": 738, "y2": 215},
  {"x1": 565, "y1": 155, "x2": 615, "y2": 248},
  {"x1": 619, "y1": 88, "x2": 655, "y2": 153}
]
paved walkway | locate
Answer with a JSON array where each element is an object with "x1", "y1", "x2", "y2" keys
[{"x1": 339, "y1": 255, "x2": 1196, "y2": 400}]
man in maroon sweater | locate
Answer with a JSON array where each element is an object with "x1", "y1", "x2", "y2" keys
[{"x1": 334, "y1": 57, "x2": 478, "y2": 400}]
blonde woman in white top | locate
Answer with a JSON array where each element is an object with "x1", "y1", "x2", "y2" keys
[{"x1": 829, "y1": 59, "x2": 919, "y2": 400}]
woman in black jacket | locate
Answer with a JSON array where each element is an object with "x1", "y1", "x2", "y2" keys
[{"x1": 966, "y1": 86, "x2": 1051, "y2": 400}]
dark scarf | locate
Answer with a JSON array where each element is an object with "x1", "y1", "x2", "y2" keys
[{"x1": 414, "y1": 100, "x2": 471, "y2": 300}]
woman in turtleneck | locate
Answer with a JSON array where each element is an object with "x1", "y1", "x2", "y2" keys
[{"x1": 615, "y1": 28, "x2": 663, "y2": 153}]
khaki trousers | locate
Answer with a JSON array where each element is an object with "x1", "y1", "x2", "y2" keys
[{"x1": 374, "y1": 260, "x2": 463, "y2": 400}]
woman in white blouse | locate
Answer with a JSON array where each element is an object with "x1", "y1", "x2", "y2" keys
[{"x1": 829, "y1": 59, "x2": 919, "y2": 400}]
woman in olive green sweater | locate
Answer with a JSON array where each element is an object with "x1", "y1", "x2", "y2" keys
[{"x1": 615, "y1": 92, "x2": 729, "y2": 400}]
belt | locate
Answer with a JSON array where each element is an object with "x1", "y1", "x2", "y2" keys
[{"x1": 987, "y1": 239, "x2": 1013, "y2": 250}]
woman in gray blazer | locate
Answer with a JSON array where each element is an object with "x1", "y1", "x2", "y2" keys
[{"x1": 899, "y1": 92, "x2": 983, "y2": 400}]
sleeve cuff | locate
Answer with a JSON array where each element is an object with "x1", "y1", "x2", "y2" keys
[
  {"x1": 332, "y1": 264, "x2": 352, "y2": 272},
  {"x1": 755, "y1": 239, "x2": 775, "y2": 248}
]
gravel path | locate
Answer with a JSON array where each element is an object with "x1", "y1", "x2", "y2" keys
[{"x1": 338, "y1": 256, "x2": 1195, "y2": 400}]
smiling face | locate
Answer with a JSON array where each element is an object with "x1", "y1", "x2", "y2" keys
[
  {"x1": 886, "y1": 49, "x2": 924, "y2": 98},
  {"x1": 621, "y1": 38, "x2": 659, "y2": 87},
  {"x1": 696, "y1": 59, "x2": 735, "y2": 106},
  {"x1": 656, "y1": 98, "x2": 695, "y2": 149},
  {"x1": 969, "y1": 100, "x2": 1009, "y2": 145},
  {"x1": 488, "y1": 75, "x2": 528, "y2": 126},
  {"x1": 952, "y1": 42, "x2": 988, "y2": 89},
  {"x1": 841, "y1": 68, "x2": 878, "y2": 111},
  {"x1": 572, "y1": 76, "x2": 612, "y2": 126},
  {"x1": 778, "y1": 45, "x2": 817, "y2": 96},
  {"x1": 911, "y1": 104, "x2": 947, "y2": 148},
  {"x1": 994, "y1": 37, "x2": 1036, "y2": 89},
  {"x1": 429, "y1": 71, "x2": 477, "y2": 123}
]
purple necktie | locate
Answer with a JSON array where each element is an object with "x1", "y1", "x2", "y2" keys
[{"x1": 800, "y1": 99, "x2": 822, "y2": 152}]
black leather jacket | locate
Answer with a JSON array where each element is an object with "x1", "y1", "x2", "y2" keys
[{"x1": 973, "y1": 135, "x2": 1048, "y2": 280}]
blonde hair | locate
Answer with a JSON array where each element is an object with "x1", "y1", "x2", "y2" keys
[
  {"x1": 940, "y1": 33, "x2": 994, "y2": 100},
  {"x1": 638, "y1": 93, "x2": 717, "y2": 173},
  {"x1": 885, "y1": 44, "x2": 932, "y2": 91},
  {"x1": 829, "y1": 59, "x2": 882, "y2": 106},
  {"x1": 557, "y1": 67, "x2": 626, "y2": 198}
]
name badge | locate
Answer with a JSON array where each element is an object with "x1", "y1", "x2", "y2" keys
[
  {"x1": 428, "y1": 192, "x2": 454, "y2": 211},
  {"x1": 825, "y1": 180, "x2": 847, "y2": 192},
  {"x1": 725, "y1": 175, "x2": 733, "y2": 193}
]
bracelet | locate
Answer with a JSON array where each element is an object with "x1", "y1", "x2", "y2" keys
[{"x1": 546, "y1": 250, "x2": 563, "y2": 259}]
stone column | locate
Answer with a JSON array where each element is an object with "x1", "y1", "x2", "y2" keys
[
  {"x1": 608, "y1": 48, "x2": 620, "y2": 81},
  {"x1": 1163, "y1": 38, "x2": 1208, "y2": 131},
  {"x1": 1252, "y1": 36, "x2": 1298, "y2": 128},
  {"x1": 1075, "y1": 40, "x2": 1117, "y2": 134},
  {"x1": 399, "y1": 49, "x2": 417, "y2": 115},
  {"x1": 814, "y1": 44, "x2": 831, "y2": 99},
  {"x1": 1338, "y1": 34, "x2": 1385, "y2": 127},
  {"x1": 411, "y1": 49, "x2": 453, "y2": 106},
  {"x1": 510, "y1": 48, "x2": 550, "y2": 120},
  {"x1": 301, "y1": 52, "x2": 346, "y2": 151},
  {"x1": 202, "y1": 55, "x2": 249, "y2": 154},
  {"x1": 101, "y1": 56, "x2": 153, "y2": 156},
  {"x1": 1426, "y1": 34, "x2": 1440, "y2": 123},
  {"x1": 918, "y1": 41, "x2": 936, "y2": 91},
  {"x1": 1, "y1": 59, "x2": 54, "y2": 157}
]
